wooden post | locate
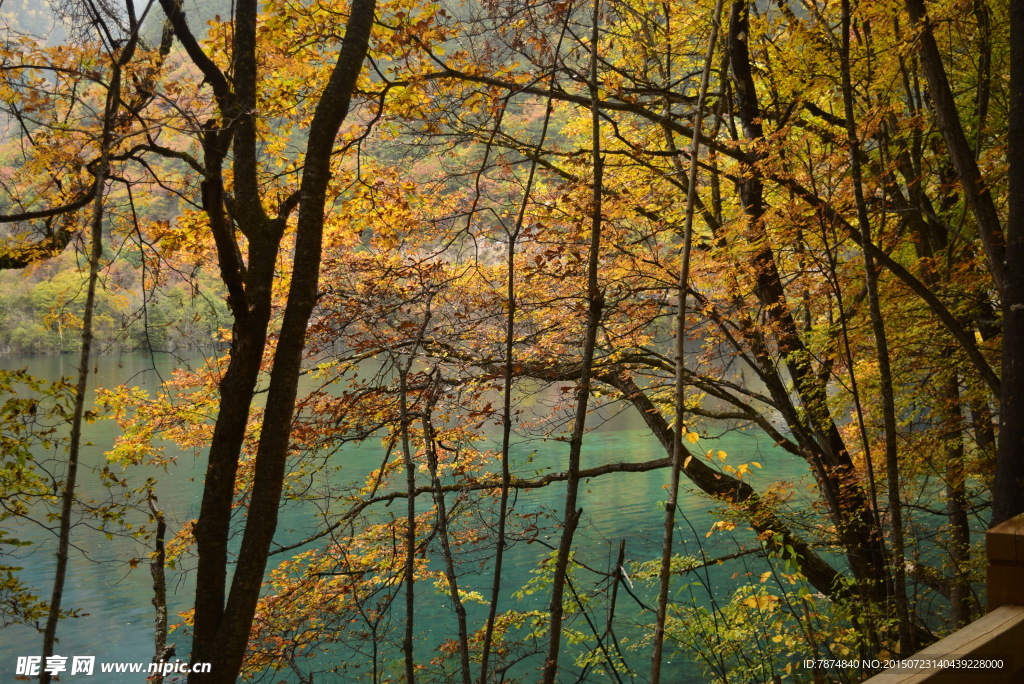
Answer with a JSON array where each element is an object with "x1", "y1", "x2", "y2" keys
[{"x1": 987, "y1": 513, "x2": 1024, "y2": 611}]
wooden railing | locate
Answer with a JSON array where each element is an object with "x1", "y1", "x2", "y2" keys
[{"x1": 862, "y1": 514, "x2": 1024, "y2": 682}]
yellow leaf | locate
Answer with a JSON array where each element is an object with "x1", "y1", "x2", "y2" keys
[
  {"x1": 686, "y1": 432, "x2": 700, "y2": 444},
  {"x1": 742, "y1": 594, "x2": 777, "y2": 611},
  {"x1": 717, "y1": 450, "x2": 727, "y2": 461}
]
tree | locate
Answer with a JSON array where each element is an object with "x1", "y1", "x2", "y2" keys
[
  {"x1": 151, "y1": 0, "x2": 377, "y2": 679},
  {"x1": 1, "y1": 2, "x2": 173, "y2": 678},
  {"x1": 993, "y1": 0, "x2": 1024, "y2": 525},
  {"x1": 1, "y1": 0, "x2": 1012, "y2": 679},
  {"x1": 359, "y1": 0, "x2": 1004, "y2": 665}
]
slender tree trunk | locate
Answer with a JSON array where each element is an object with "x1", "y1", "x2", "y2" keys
[
  {"x1": 422, "y1": 405, "x2": 471, "y2": 684},
  {"x1": 941, "y1": 369, "x2": 973, "y2": 626},
  {"x1": 650, "y1": 1, "x2": 722, "y2": 680},
  {"x1": 479, "y1": 28, "x2": 565, "y2": 677},
  {"x1": 478, "y1": 206, "x2": 518, "y2": 684},
  {"x1": 839, "y1": 0, "x2": 911, "y2": 653},
  {"x1": 395, "y1": 296, "x2": 434, "y2": 683},
  {"x1": 972, "y1": 0, "x2": 992, "y2": 158},
  {"x1": 820, "y1": 224, "x2": 887, "y2": 653},
  {"x1": 147, "y1": 495, "x2": 170, "y2": 684},
  {"x1": 40, "y1": 137, "x2": 106, "y2": 684},
  {"x1": 40, "y1": 23, "x2": 135, "y2": 681},
  {"x1": 542, "y1": 3, "x2": 603, "y2": 679},
  {"x1": 604, "y1": 540, "x2": 628, "y2": 672},
  {"x1": 399, "y1": 364, "x2": 418, "y2": 684}
]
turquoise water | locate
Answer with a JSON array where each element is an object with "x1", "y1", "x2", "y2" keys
[{"x1": 0, "y1": 352, "x2": 814, "y2": 682}]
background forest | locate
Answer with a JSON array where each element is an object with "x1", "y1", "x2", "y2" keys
[{"x1": 0, "y1": 0, "x2": 1020, "y2": 681}]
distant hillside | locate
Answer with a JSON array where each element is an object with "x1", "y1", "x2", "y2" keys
[{"x1": 0, "y1": 244, "x2": 229, "y2": 355}]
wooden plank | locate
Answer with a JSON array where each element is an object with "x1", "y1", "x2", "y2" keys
[{"x1": 861, "y1": 605, "x2": 1024, "y2": 683}]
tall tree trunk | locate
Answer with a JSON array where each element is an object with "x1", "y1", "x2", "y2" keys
[
  {"x1": 542, "y1": 3, "x2": 603, "y2": 679},
  {"x1": 399, "y1": 363, "x2": 418, "y2": 684},
  {"x1": 162, "y1": 0, "x2": 282, "y2": 661},
  {"x1": 839, "y1": 0, "x2": 911, "y2": 653},
  {"x1": 942, "y1": 369, "x2": 973, "y2": 626},
  {"x1": 650, "y1": 1, "x2": 722, "y2": 680},
  {"x1": 726, "y1": 0, "x2": 889, "y2": 605},
  {"x1": 147, "y1": 495, "x2": 171, "y2": 684},
  {"x1": 39, "y1": 119, "x2": 106, "y2": 684},
  {"x1": 162, "y1": 0, "x2": 379, "y2": 679},
  {"x1": 39, "y1": 18, "x2": 136, "y2": 680},
  {"x1": 478, "y1": 137, "x2": 518, "y2": 684},
  {"x1": 992, "y1": 0, "x2": 1024, "y2": 526},
  {"x1": 394, "y1": 294, "x2": 434, "y2": 683},
  {"x1": 478, "y1": 23, "x2": 565, "y2": 670},
  {"x1": 422, "y1": 404, "x2": 471, "y2": 684}
]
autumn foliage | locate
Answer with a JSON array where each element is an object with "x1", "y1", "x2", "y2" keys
[{"x1": 0, "y1": 0, "x2": 1014, "y2": 680}]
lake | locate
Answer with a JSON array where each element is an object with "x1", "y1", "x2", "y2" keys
[{"x1": 0, "y1": 351, "x2": 815, "y2": 682}]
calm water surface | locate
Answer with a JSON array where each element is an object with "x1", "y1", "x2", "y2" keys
[{"x1": 1, "y1": 352, "x2": 813, "y2": 682}]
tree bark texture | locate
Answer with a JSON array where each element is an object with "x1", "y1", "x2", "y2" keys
[{"x1": 993, "y1": 0, "x2": 1024, "y2": 526}]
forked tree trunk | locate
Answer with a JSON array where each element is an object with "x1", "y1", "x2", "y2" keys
[{"x1": 152, "y1": 0, "x2": 379, "y2": 679}]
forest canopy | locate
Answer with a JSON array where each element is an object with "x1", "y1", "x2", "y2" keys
[{"x1": 0, "y1": 0, "x2": 1020, "y2": 681}]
